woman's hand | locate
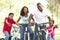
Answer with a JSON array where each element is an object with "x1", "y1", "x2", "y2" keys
[
  {"x1": 28, "y1": 23, "x2": 32, "y2": 26},
  {"x1": 31, "y1": 22, "x2": 34, "y2": 26},
  {"x1": 28, "y1": 22, "x2": 34, "y2": 26}
]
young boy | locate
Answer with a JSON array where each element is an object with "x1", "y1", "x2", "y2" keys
[
  {"x1": 3, "y1": 13, "x2": 18, "y2": 40},
  {"x1": 46, "y1": 20, "x2": 57, "y2": 40}
]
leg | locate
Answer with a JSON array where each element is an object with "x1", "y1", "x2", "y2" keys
[
  {"x1": 33, "y1": 23, "x2": 38, "y2": 40},
  {"x1": 41, "y1": 30, "x2": 46, "y2": 40},
  {"x1": 27, "y1": 26, "x2": 33, "y2": 40},
  {"x1": 40, "y1": 24, "x2": 46, "y2": 40},
  {"x1": 47, "y1": 35, "x2": 52, "y2": 40},
  {"x1": 9, "y1": 34, "x2": 11, "y2": 40},
  {"x1": 4, "y1": 31, "x2": 10, "y2": 40},
  {"x1": 52, "y1": 36, "x2": 55, "y2": 40},
  {"x1": 20, "y1": 26, "x2": 25, "y2": 40}
]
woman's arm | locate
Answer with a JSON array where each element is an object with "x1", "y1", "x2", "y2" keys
[
  {"x1": 17, "y1": 17, "x2": 21, "y2": 23},
  {"x1": 30, "y1": 14, "x2": 34, "y2": 21},
  {"x1": 15, "y1": 17, "x2": 21, "y2": 26}
]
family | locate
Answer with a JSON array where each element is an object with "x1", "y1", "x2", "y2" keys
[{"x1": 3, "y1": 3, "x2": 57, "y2": 40}]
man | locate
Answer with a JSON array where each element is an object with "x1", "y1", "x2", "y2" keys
[{"x1": 30, "y1": 3, "x2": 52, "y2": 40}]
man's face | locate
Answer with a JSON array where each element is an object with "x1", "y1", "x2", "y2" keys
[{"x1": 37, "y1": 4, "x2": 43, "y2": 12}]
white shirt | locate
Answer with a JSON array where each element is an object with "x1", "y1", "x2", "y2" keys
[
  {"x1": 18, "y1": 13, "x2": 30, "y2": 24},
  {"x1": 31, "y1": 8, "x2": 52, "y2": 24}
]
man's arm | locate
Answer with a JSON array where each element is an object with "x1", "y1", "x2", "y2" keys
[
  {"x1": 45, "y1": 9, "x2": 52, "y2": 21},
  {"x1": 30, "y1": 14, "x2": 34, "y2": 21},
  {"x1": 29, "y1": 14, "x2": 35, "y2": 26},
  {"x1": 47, "y1": 16, "x2": 52, "y2": 21}
]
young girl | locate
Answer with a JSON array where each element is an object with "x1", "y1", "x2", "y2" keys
[
  {"x1": 17, "y1": 6, "x2": 33, "y2": 40},
  {"x1": 46, "y1": 20, "x2": 57, "y2": 40}
]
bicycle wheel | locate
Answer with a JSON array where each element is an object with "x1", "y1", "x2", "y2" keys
[
  {"x1": 24, "y1": 31, "x2": 28, "y2": 40},
  {"x1": 38, "y1": 32, "x2": 42, "y2": 40}
]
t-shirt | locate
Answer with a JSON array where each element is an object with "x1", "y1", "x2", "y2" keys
[
  {"x1": 3, "y1": 17, "x2": 16, "y2": 33},
  {"x1": 46, "y1": 25, "x2": 55, "y2": 36},
  {"x1": 31, "y1": 8, "x2": 52, "y2": 24}
]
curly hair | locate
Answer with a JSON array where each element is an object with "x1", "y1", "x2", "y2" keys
[{"x1": 20, "y1": 6, "x2": 29, "y2": 16}]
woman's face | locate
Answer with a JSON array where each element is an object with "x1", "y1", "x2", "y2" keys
[{"x1": 23, "y1": 7, "x2": 28, "y2": 14}]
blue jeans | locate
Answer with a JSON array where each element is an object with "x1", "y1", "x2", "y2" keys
[
  {"x1": 4, "y1": 31, "x2": 11, "y2": 40},
  {"x1": 33, "y1": 23, "x2": 46, "y2": 40},
  {"x1": 47, "y1": 35, "x2": 55, "y2": 40},
  {"x1": 20, "y1": 24, "x2": 33, "y2": 40}
]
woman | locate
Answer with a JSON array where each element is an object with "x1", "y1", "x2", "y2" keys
[{"x1": 17, "y1": 6, "x2": 33, "y2": 40}]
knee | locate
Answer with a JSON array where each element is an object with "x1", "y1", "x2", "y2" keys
[{"x1": 42, "y1": 31, "x2": 46, "y2": 35}]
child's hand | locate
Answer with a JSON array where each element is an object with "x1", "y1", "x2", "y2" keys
[
  {"x1": 8, "y1": 24, "x2": 12, "y2": 26},
  {"x1": 55, "y1": 25, "x2": 58, "y2": 28}
]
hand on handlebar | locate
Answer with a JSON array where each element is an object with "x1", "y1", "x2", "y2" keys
[
  {"x1": 16, "y1": 23, "x2": 22, "y2": 27},
  {"x1": 28, "y1": 23, "x2": 32, "y2": 26},
  {"x1": 28, "y1": 22, "x2": 34, "y2": 26}
]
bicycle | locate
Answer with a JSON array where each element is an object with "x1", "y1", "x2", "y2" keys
[
  {"x1": 24, "y1": 27, "x2": 28, "y2": 40},
  {"x1": 37, "y1": 23, "x2": 48, "y2": 40},
  {"x1": 36, "y1": 27, "x2": 42, "y2": 40},
  {"x1": 19, "y1": 23, "x2": 34, "y2": 40},
  {"x1": 11, "y1": 25, "x2": 20, "y2": 40}
]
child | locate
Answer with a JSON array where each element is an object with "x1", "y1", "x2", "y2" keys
[
  {"x1": 46, "y1": 20, "x2": 57, "y2": 40},
  {"x1": 3, "y1": 13, "x2": 18, "y2": 40}
]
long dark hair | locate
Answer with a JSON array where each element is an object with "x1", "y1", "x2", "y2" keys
[{"x1": 20, "y1": 6, "x2": 29, "y2": 16}]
